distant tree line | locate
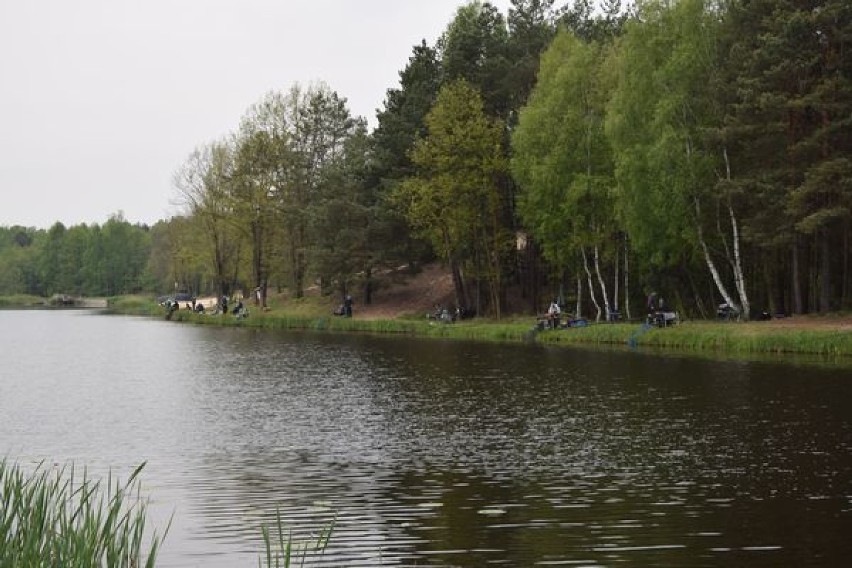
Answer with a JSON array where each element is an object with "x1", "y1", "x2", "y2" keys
[
  {"x1": 0, "y1": 214, "x2": 153, "y2": 297},
  {"x1": 2, "y1": 0, "x2": 850, "y2": 320}
]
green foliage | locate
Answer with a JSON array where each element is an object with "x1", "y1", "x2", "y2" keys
[
  {"x1": 512, "y1": 30, "x2": 614, "y2": 269},
  {"x1": 0, "y1": 227, "x2": 39, "y2": 295},
  {"x1": 606, "y1": 0, "x2": 721, "y2": 267},
  {"x1": 558, "y1": 0, "x2": 628, "y2": 43},
  {"x1": 504, "y1": 0, "x2": 558, "y2": 116},
  {"x1": 106, "y1": 295, "x2": 161, "y2": 316},
  {"x1": 720, "y1": 0, "x2": 852, "y2": 311},
  {"x1": 0, "y1": 460, "x2": 167, "y2": 568},
  {"x1": 398, "y1": 79, "x2": 509, "y2": 314},
  {"x1": 172, "y1": 141, "x2": 243, "y2": 297},
  {"x1": 370, "y1": 41, "x2": 445, "y2": 270},
  {"x1": 0, "y1": 216, "x2": 153, "y2": 298},
  {"x1": 235, "y1": 84, "x2": 366, "y2": 300},
  {"x1": 7, "y1": 0, "x2": 852, "y2": 316},
  {"x1": 309, "y1": 121, "x2": 373, "y2": 297},
  {"x1": 440, "y1": 1, "x2": 511, "y2": 117},
  {"x1": 0, "y1": 294, "x2": 43, "y2": 307},
  {"x1": 259, "y1": 509, "x2": 333, "y2": 568}
]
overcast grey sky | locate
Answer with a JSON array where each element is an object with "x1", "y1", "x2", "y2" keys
[{"x1": 0, "y1": 0, "x2": 511, "y2": 229}]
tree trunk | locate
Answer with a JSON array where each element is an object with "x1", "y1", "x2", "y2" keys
[
  {"x1": 623, "y1": 237, "x2": 631, "y2": 320},
  {"x1": 593, "y1": 245, "x2": 611, "y2": 321},
  {"x1": 728, "y1": 201, "x2": 750, "y2": 320},
  {"x1": 722, "y1": 148, "x2": 750, "y2": 320},
  {"x1": 450, "y1": 257, "x2": 466, "y2": 311},
  {"x1": 820, "y1": 231, "x2": 831, "y2": 312},
  {"x1": 292, "y1": 222, "x2": 307, "y2": 299},
  {"x1": 481, "y1": 227, "x2": 501, "y2": 319},
  {"x1": 843, "y1": 221, "x2": 850, "y2": 310},
  {"x1": 213, "y1": 235, "x2": 227, "y2": 297},
  {"x1": 613, "y1": 241, "x2": 620, "y2": 313},
  {"x1": 695, "y1": 197, "x2": 738, "y2": 312},
  {"x1": 810, "y1": 238, "x2": 818, "y2": 313},
  {"x1": 698, "y1": 233, "x2": 737, "y2": 314},
  {"x1": 792, "y1": 234, "x2": 803, "y2": 314},
  {"x1": 575, "y1": 275, "x2": 582, "y2": 320},
  {"x1": 363, "y1": 266, "x2": 373, "y2": 305},
  {"x1": 525, "y1": 238, "x2": 541, "y2": 315},
  {"x1": 293, "y1": 250, "x2": 305, "y2": 299},
  {"x1": 582, "y1": 248, "x2": 601, "y2": 322},
  {"x1": 251, "y1": 220, "x2": 265, "y2": 307}
]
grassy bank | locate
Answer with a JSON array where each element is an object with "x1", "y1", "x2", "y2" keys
[
  {"x1": 103, "y1": 297, "x2": 852, "y2": 358},
  {"x1": 0, "y1": 294, "x2": 110, "y2": 309},
  {"x1": 535, "y1": 321, "x2": 852, "y2": 357},
  {"x1": 0, "y1": 294, "x2": 46, "y2": 307}
]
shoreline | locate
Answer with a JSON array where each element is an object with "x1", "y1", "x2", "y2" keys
[
  {"x1": 98, "y1": 297, "x2": 852, "y2": 361},
  {"x1": 4, "y1": 295, "x2": 850, "y2": 361}
]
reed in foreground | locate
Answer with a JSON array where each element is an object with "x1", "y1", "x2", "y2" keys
[
  {"x1": 0, "y1": 460, "x2": 167, "y2": 568},
  {"x1": 259, "y1": 508, "x2": 334, "y2": 568}
]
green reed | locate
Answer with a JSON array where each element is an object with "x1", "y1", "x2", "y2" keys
[
  {"x1": 0, "y1": 460, "x2": 167, "y2": 568},
  {"x1": 259, "y1": 509, "x2": 334, "y2": 568}
]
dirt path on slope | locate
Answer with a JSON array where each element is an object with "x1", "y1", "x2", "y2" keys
[{"x1": 356, "y1": 264, "x2": 456, "y2": 320}]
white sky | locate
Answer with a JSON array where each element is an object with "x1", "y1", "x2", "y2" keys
[{"x1": 0, "y1": 0, "x2": 511, "y2": 229}]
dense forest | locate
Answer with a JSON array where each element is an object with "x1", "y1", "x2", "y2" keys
[{"x1": 1, "y1": 0, "x2": 850, "y2": 321}]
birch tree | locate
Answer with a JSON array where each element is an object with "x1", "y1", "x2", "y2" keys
[
  {"x1": 606, "y1": 0, "x2": 750, "y2": 317},
  {"x1": 511, "y1": 30, "x2": 617, "y2": 319}
]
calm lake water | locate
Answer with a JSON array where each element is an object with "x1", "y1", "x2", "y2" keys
[{"x1": 2, "y1": 309, "x2": 851, "y2": 567}]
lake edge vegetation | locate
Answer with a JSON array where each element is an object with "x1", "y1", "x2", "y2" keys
[
  {"x1": 0, "y1": 460, "x2": 166, "y2": 568},
  {"x1": 1, "y1": 0, "x2": 850, "y2": 327},
  {"x1": 98, "y1": 295, "x2": 852, "y2": 359}
]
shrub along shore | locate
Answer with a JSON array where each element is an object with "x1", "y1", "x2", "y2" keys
[{"x1": 90, "y1": 296, "x2": 852, "y2": 360}]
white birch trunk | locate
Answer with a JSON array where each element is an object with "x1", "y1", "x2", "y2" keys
[
  {"x1": 728, "y1": 202, "x2": 750, "y2": 319},
  {"x1": 695, "y1": 197, "x2": 738, "y2": 311},
  {"x1": 688, "y1": 135, "x2": 740, "y2": 315},
  {"x1": 593, "y1": 245, "x2": 611, "y2": 321},
  {"x1": 723, "y1": 148, "x2": 750, "y2": 320},
  {"x1": 582, "y1": 248, "x2": 602, "y2": 322}
]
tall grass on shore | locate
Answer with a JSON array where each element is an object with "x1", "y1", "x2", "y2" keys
[
  {"x1": 535, "y1": 321, "x2": 852, "y2": 356},
  {"x1": 0, "y1": 460, "x2": 167, "y2": 568}
]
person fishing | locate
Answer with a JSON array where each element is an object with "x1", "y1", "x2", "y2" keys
[{"x1": 547, "y1": 299, "x2": 561, "y2": 329}]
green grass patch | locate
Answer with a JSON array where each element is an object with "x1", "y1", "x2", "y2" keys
[
  {"x1": 105, "y1": 295, "x2": 161, "y2": 315},
  {"x1": 536, "y1": 321, "x2": 852, "y2": 357},
  {"x1": 0, "y1": 294, "x2": 46, "y2": 308}
]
